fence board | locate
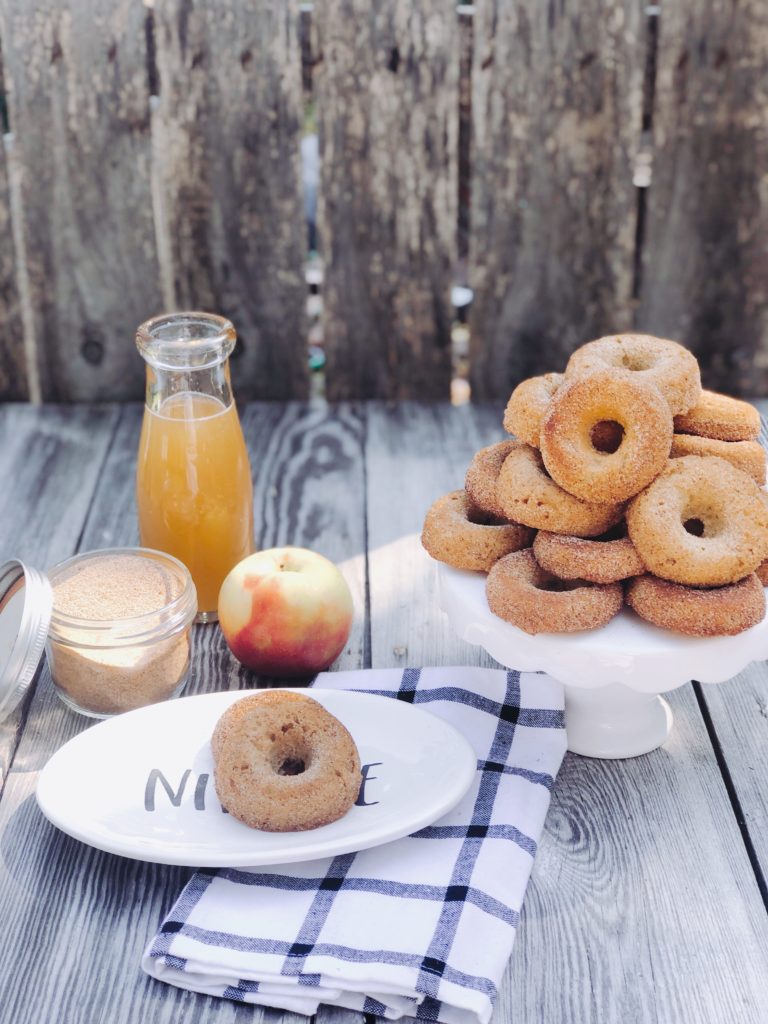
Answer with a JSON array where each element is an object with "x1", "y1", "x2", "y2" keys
[
  {"x1": 152, "y1": 0, "x2": 309, "y2": 401},
  {"x1": 315, "y1": 0, "x2": 457, "y2": 401},
  {"x1": 0, "y1": 0, "x2": 161, "y2": 402},
  {"x1": 637, "y1": 0, "x2": 768, "y2": 396},
  {"x1": 0, "y1": 134, "x2": 24, "y2": 400},
  {"x1": 469, "y1": 0, "x2": 644, "y2": 400}
]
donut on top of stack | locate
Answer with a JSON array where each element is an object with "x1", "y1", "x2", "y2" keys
[{"x1": 420, "y1": 332, "x2": 768, "y2": 637}]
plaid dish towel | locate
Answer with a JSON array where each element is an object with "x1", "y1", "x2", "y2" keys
[{"x1": 142, "y1": 666, "x2": 566, "y2": 1024}]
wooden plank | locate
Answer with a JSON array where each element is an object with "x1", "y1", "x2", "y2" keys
[
  {"x1": 152, "y1": 0, "x2": 309, "y2": 402},
  {"x1": 0, "y1": 0, "x2": 162, "y2": 401},
  {"x1": 0, "y1": 404, "x2": 119, "y2": 784},
  {"x1": 0, "y1": 400, "x2": 366, "y2": 1024},
  {"x1": 0, "y1": 133, "x2": 25, "y2": 400},
  {"x1": 469, "y1": 0, "x2": 644, "y2": 400},
  {"x1": 315, "y1": 0, "x2": 457, "y2": 401},
  {"x1": 365, "y1": 402, "x2": 503, "y2": 667},
  {"x1": 502, "y1": 684, "x2": 768, "y2": 1023},
  {"x1": 638, "y1": 0, "x2": 768, "y2": 396}
]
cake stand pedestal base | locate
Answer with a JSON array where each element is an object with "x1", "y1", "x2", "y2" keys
[{"x1": 564, "y1": 683, "x2": 673, "y2": 759}]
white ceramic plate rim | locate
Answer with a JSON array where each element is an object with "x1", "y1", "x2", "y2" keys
[{"x1": 36, "y1": 688, "x2": 477, "y2": 866}]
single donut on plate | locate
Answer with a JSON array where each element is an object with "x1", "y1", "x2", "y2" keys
[
  {"x1": 626, "y1": 456, "x2": 768, "y2": 586},
  {"x1": 540, "y1": 369, "x2": 673, "y2": 504},
  {"x1": 565, "y1": 333, "x2": 701, "y2": 416},
  {"x1": 670, "y1": 433, "x2": 766, "y2": 486},
  {"x1": 465, "y1": 440, "x2": 519, "y2": 518},
  {"x1": 626, "y1": 574, "x2": 765, "y2": 637},
  {"x1": 421, "y1": 489, "x2": 533, "y2": 571},
  {"x1": 496, "y1": 444, "x2": 625, "y2": 537},
  {"x1": 533, "y1": 525, "x2": 645, "y2": 584},
  {"x1": 486, "y1": 549, "x2": 623, "y2": 635},
  {"x1": 212, "y1": 690, "x2": 361, "y2": 832},
  {"x1": 673, "y1": 389, "x2": 760, "y2": 442},
  {"x1": 503, "y1": 373, "x2": 564, "y2": 448}
]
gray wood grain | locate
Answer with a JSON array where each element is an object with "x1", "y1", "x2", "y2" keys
[
  {"x1": 365, "y1": 402, "x2": 502, "y2": 668},
  {"x1": 638, "y1": 0, "x2": 768, "y2": 396},
  {"x1": 502, "y1": 683, "x2": 768, "y2": 1023},
  {"x1": 152, "y1": 0, "x2": 309, "y2": 402},
  {"x1": 0, "y1": 403, "x2": 119, "y2": 787},
  {"x1": 315, "y1": 0, "x2": 457, "y2": 401},
  {"x1": 0, "y1": 0, "x2": 162, "y2": 401},
  {"x1": 469, "y1": 0, "x2": 644, "y2": 399},
  {"x1": 0, "y1": 400, "x2": 366, "y2": 1024},
  {"x1": 0, "y1": 135, "x2": 25, "y2": 400}
]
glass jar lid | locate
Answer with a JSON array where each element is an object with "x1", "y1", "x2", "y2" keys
[{"x1": 0, "y1": 560, "x2": 53, "y2": 723}]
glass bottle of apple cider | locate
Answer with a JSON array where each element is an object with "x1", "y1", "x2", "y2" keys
[{"x1": 136, "y1": 312, "x2": 254, "y2": 622}]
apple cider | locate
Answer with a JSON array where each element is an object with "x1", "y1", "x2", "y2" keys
[
  {"x1": 135, "y1": 313, "x2": 254, "y2": 621},
  {"x1": 137, "y1": 394, "x2": 254, "y2": 616}
]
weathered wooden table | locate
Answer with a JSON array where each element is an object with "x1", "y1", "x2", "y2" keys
[{"x1": 2, "y1": 401, "x2": 768, "y2": 1024}]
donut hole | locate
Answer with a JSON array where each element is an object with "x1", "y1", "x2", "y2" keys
[
  {"x1": 534, "y1": 570, "x2": 586, "y2": 594},
  {"x1": 590, "y1": 420, "x2": 624, "y2": 454},
  {"x1": 270, "y1": 738, "x2": 312, "y2": 777},
  {"x1": 618, "y1": 351, "x2": 655, "y2": 372},
  {"x1": 465, "y1": 505, "x2": 510, "y2": 528},
  {"x1": 680, "y1": 506, "x2": 725, "y2": 539}
]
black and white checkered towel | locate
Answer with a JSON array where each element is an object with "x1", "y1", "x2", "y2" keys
[{"x1": 143, "y1": 666, "x2": 566, "y2": 1024}]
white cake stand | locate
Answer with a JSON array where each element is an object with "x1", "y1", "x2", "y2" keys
[{"x1": 438, "y1": 563, "x2": 768, "y2": 759}]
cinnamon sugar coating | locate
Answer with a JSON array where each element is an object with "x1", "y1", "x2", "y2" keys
[
  {"x1": 496, "y1": 444, "x2": 625, "y2": 537},
  {"x1": 626, "y1": 456, "x2": 768, "y2": 586},
  {"x1": 673, "y1": 389, "x2": 760, "y2": 442},
  {"x1": 486, "y1": 549, "x2": 623, "y2": 635},
  {"x1": 533, "y1": 527, "x2": 645, "y2": 584},
  {"x1": 541, "y1": 369, "x2": 673, "y2": 503},
  {"x1": 212, "y1": 691, "x2": 361, "y2": 832},
  {"x1": 670, "y1": 433, "x2": 766, "y2": 485},
  {"x1": 465, "y1": 440, "x2": 519, "y2": 518},
  {"x1": 421, "y1": 489, "x2": 533, "y2": 572},
  {"x1": 626, "y1": 574, "x2": 765, "y2": 637},
  {"x1": 503, "y1": 373, "x2": 564, "y2": 448},
  {"x1": 565, "y1": 333, "x2": 701, "y2": 416}
]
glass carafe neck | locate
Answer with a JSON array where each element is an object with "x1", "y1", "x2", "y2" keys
[{"x1": 136, "y1": 312, "x2": 236, "y2": 413}]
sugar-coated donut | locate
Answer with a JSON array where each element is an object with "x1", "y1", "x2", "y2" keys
[
  {"x1": 670, "y1": 433, "x2": 766, "y2": 485},
  {"x1": 421, "y1": 489, "x2": 533, "y2": 571},
  {"x1": 565, "y1": 334, "x2": 701, "y2": 416},
  {"x1": 212, "y1": 691, "x2": 361, "y2": 832},
  {"x1": 626, "y1": 456, "x2": 768, "y2": 586},
  {"x1": 496, "y1": 444, "x2": 625, "y2": 537},
  {"x1": 626, "y1": 574, "x2": 765, "y2": 637},
  {"x1": 673, "y1": 389, "x2": 760, "y2": 442},
  {"x1": 756, "y1": 559, "x2": 768, "y2": 586},
  {"x1": 486, "y1": 549, "x2": 623, "y2": 634},
  {"x1": 533, "y1": 526, "x2": 645, "y2": 584},
  {"x1": 503, "y1": 374, "x2": 564, "y2": 448},
  {"x1": 540, "y1": 369, "x2": 673, "y2": 503},
  {"x1": 465, "y1": 440, "x2": 519, "y2": 518}
]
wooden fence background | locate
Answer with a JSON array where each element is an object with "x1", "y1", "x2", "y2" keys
[{"x1": 0, "y1": 0, "x2": 766, "y2": 404}]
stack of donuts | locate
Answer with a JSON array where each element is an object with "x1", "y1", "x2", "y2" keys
[{"x1": 421, "y1": 333, "x2": 768, "y2": 637}]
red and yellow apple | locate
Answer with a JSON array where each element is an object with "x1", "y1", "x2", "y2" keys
[{"x1": 218, "y1": 547, "x2": 354, "y2": 677}]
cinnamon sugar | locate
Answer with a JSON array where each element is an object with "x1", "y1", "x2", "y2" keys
[{"x1": 47, "y1": 550, "x2": 196, "y2": 717}]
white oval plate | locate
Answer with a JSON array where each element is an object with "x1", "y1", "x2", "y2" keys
[{"x1": 36, "y1": 689, "x2": 476, "y2": 867}]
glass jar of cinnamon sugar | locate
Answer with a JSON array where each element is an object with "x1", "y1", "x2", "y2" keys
[{"x1": 45, "y1": 548, "x2": 197, "y2": 718}]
